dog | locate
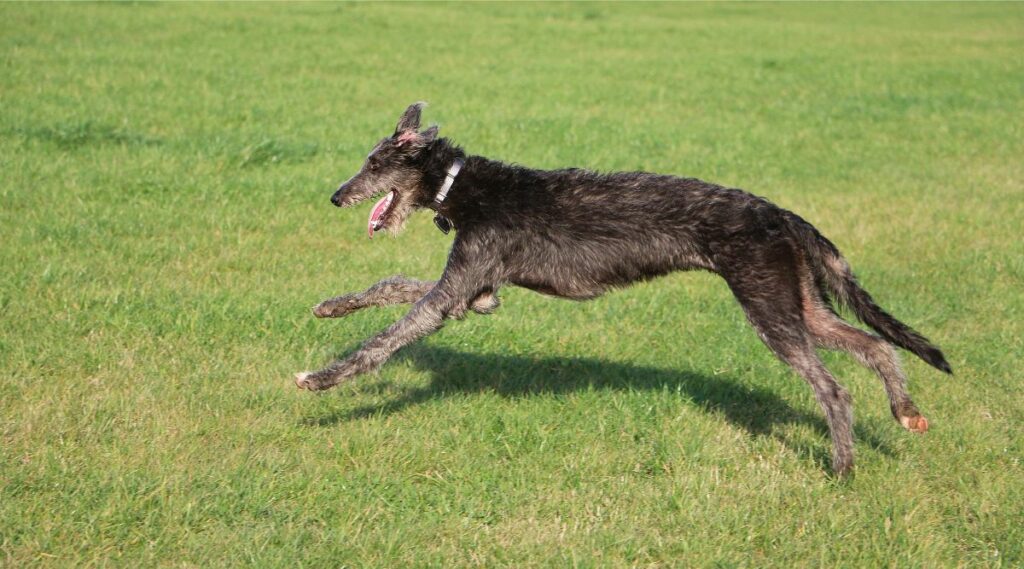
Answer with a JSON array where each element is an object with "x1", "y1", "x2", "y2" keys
[{"x1": 295, "y1": 102, "x2": 951, "y2": 476}]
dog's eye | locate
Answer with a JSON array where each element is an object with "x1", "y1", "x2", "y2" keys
[{"x1": 367, "y1": 160, "x2": 380, "y2": 171}]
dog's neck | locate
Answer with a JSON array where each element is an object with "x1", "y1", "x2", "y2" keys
[
  {"x1": 421, "y1": 138, "x2": 467, "y2": 208},
  {"x1": 431, "y1": 158, "x2": 464, "y2": 209}
]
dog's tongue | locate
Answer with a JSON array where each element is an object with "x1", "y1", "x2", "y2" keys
[{"x1": 367, "y1": 191, "x2": 395, "y2": 238}]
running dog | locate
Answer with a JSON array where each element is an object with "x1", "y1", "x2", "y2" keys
[{"x1": 295, "y1": 103, "x2": 951, "y2": 476}]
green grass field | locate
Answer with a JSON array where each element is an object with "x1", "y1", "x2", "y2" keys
[{"x1": 2, "y1": 3, "x2": 1022, "y2": 566}]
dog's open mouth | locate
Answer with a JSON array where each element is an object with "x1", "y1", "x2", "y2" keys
[{"x1": 367, "y1": 190, "x2": 396, "y2": 238}]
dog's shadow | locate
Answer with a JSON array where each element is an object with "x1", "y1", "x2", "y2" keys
[{"x1": 303, "y1": 344, "x2": 895, "y2": 470}]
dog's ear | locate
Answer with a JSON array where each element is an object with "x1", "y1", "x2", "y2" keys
[
  {"x1": 394, "y1": 102, "x2": 426, "y2": 135},
  {"x1": 395, "y1": 124, "x2": 439, "y2": 150},
  {"x1": 420, "y1": 124, "x2": 439, "y2": 143}
]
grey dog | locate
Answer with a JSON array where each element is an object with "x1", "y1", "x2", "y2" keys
[{"x1": 295, "y1": 103, "x2": 951, "y2": 476}]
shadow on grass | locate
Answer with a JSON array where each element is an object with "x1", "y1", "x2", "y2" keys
[{"x1": 303, "y1": 344, "x2": 895, "y2": 470}]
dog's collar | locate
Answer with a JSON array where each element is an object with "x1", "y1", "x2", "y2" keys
[
  {"x1": 433, "y1": 158, "x2": 464, "y2": 209},
  {"x1": 431, "y1": 158, "x2": 463, "y2": 234}
]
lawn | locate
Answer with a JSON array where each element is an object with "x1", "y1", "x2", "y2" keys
[{"x1": 1, "y1": 2, "x2": 1022, "y2": 567}]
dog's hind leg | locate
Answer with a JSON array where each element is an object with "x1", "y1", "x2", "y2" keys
[
  {"x1": 803, "y1": 300, "x2": 928, "y2": 433},
  {"x1": 723, "y1": 245, "x2": 855, "y2": 475},
  {"x1": 792, "y1": 255, "x2": 929, "y2": 433},
  {"x1": 743, "y1": 307, "x2": 855, "y2": 476},
  {"x1": 313, "y1": 276, "x2": 436, "y2": 318}
]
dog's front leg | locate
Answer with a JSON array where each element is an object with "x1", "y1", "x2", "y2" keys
[
  {"x1": 312, "y1": 275, "x2": 436, "y2": 318},
  {"x1": 295, "y1": 282, "x2": 462, "y2": 391}
]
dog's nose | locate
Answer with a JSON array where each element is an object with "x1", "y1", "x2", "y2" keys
[{"x1": 330, "y1": 190, "x2": 344, "y2": 207}]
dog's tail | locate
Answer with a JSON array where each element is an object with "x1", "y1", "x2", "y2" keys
[{"x1": 785, "y1": 213, "x2": 952, "y2": 374}]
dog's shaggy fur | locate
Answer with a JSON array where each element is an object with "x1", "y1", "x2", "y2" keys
[{"x1": 295, "y1": 103, "x2": 951, "y2": 476}]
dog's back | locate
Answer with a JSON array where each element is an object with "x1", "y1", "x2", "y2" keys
[{"x1": 449, "y1": 159, "x2": 787, "y2": 297}]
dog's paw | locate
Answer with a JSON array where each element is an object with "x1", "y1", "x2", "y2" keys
[
  {"x1": 312, "y1": 295, "x2": 361, "y2": 318},
  {"x1": 900, "y1": 414, "x2": 929, "y2": 433},
  {"x1": 294, "y1": 371, "x2": 319, "y2": 391}
]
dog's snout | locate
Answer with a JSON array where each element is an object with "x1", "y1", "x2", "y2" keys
[
  {"x1": 331, "y1": 178, "x2": 356, "y2": 207},
  {"x1": 331, "y1": 180, "x2": 354, "y2": 207}
]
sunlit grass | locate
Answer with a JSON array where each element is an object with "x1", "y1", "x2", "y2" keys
[{"x1": 1, "y1": 3, "x2": 1022, "y2": 566}]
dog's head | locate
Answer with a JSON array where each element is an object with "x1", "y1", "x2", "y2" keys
[{"x1": 331, "y1": 102, "x2": 441, "y2": 237}]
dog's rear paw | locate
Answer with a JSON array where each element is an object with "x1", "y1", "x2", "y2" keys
[{"x1": 900, "y1": 414, "x2": 929, "y2": 433}]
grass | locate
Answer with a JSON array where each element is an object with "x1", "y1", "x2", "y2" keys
[{"x1": 1, "y1": 2, "x2": 1022, "y2": 567}]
